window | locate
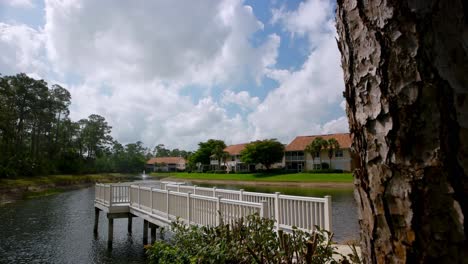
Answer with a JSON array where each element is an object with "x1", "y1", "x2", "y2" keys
[
  {"x1": 335, "y1": 149, "x2": 343, "y2": 157},
  {"x1": 314, "y1": 152, "x2": 320, "y2": 158}
]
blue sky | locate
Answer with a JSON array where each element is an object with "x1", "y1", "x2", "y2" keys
[{"x1": 0, "y1": 0, "x2": 348, "y2": 150}]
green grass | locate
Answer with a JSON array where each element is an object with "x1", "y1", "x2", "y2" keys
[
  {"x1": 23, "y1": 188, "x2": 65, "y2": 199},
  {"x1": 149, "y1": 172, "x2": 353, "y2": 183}
]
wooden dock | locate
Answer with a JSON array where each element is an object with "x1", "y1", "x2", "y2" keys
[{"x1": 93, "y1": 181, "x2": 332, "y2": 246}]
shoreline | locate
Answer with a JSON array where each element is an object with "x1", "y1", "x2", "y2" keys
[
  {"x1": 0, "y1": 174, "x2": 136, "y2": 205},
  {"x1": 1, "y1": 183, "x2": 92, "y2": 205},
  {"x1": 163, "y1": 177, "x2": 354, "y2": 189}
]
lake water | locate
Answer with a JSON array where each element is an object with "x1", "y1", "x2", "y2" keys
[{"x1": 0, "y1": 179, "x2": 359, "y2": 263}]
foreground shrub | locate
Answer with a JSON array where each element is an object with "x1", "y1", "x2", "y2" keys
[{"x1": 146, "y1": 213, "x2": 360, "y2": 264}]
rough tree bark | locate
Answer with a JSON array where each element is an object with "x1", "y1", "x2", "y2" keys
[{"x1": 336, "y1": 1, "x2": 467, "y2": 263}]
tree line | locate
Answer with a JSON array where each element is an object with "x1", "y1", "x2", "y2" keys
[
  {"x1": 0, "y1": 73, "x2": 150, "y2": 178},
  {"x1": 187, "y1": 139, "x2": 285, "y2": 171}
]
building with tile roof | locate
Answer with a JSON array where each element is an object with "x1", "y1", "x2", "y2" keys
[
  {"x1": 285, "y1": 133, "x2": 353, "y2": 172},
  {"x1": 146, "y1": 157, "x2": 186, "y2": 172},
  {"x1": 209, "y1": 143, "x2": 254, "y2": 172}
]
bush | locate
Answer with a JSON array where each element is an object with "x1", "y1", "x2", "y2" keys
[{"x1": 146, "y1": 214, "x2": 360, "y2": 264}]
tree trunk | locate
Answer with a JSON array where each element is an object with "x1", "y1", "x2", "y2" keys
[{"x1": 336, "y1": 1, "x2": 467, "y2": 263}]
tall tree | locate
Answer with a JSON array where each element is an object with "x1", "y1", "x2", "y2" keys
[
  {"x1": 80, "y1": 114, "x2": 112, "y2": 159},
  {"x1": 240, "y1": 139, "x2": 284, "y2": 170},
  {"x1": 153, "y1": 144, "x2": 171, "y2": 157},
  {"x1": 189, "y1": 139, "x2": 226, "y2": 168},
  {"x1": 311, "y1": 137, "x2": 327, "y2": 169},
  {"x1": 211, "y1": 144, "x2": 229, "y2": 169},
  {"x1": 336, "y1": 1, "x2": 467, "y2": 262}
]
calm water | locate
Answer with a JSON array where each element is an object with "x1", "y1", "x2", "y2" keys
[
  {"x1": 0, "y1": 180, "x2": 359, "y2": 263},
  {"x1": 0, "y1": 187, "x2": 147, "y2": 264}
]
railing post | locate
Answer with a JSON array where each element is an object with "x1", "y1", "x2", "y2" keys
[
  {"x1": 177, "y1": 184, "x2": 180, "y2": 192},
  {"x1": 260, "y1": 200, "x2": 269, "y2": 218},
  {"x1": 216, "y1": 195, "x2": 222, "y2": 226},
  {"x1": 213, "y1": 187, "x2": 217, "y2": 197},
  {"x1": 109, "y1": 185, "x2": 113, "y2": 207},
  {"x1": 129, "y1": 186, "x2": 132, "y2": 205},
  {"x1": 138, "y1": 185, "x2": 141, "y2": 209},
  {"x1": 324, "y1": 195, "x2": 332, "y2": 231},
  {"x1": 239, "y1": 189, "x2": 244, "y2": 201},
  {"x1": 166, "y1": 190, "x2": 170, "y2": 220},
  {"x1": 274, "y1": 192, "x2": 280, "y2": 230},
  {"x1": 187, "y1": 192, "x2": 192, "y2": 223},
  {"x1": 150, "y1": 187, "x2": 154, "y2": 213},
  {"x1": 193, "y1": 185, "x2": 197, "y2": 195}
]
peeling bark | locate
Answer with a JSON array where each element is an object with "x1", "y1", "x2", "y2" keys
[{"x1": 336, "y1": 1, "x2": 467, "y2": 263}]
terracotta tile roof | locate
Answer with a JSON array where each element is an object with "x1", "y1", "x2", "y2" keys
[
  {"x1": 146, "y1": 157, "x2": 186, "y2": 165},
  {"x1": 285, "y1": 133, "x2": 352, "y2": 152},
  {"x1": 224, "y1": 143, "x2": 247, "y2": 155}
]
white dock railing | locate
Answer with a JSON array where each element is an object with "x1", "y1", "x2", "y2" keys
[
  {"x1": 95, "y1": 182, "x2": 332, "y2": 232},
  {"x1": 95, "y1": 183, "x2": 133, "y2": 206},
  {"x1": 164, "y1": 184, "x2": 332, "y2": 231},
  {"x1": 128, "y1": 185, "x2": 266, "y2": 226}
]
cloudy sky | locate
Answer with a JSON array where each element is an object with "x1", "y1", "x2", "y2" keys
[{"x1": 0, "y1": 0, "x2": 348, "y2": 150}]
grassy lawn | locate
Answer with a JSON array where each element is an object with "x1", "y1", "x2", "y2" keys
[
  {"x1": 150, "y1": 172, "x2": 353, "y2": 183},
  {"x1": 0, "y1": 173, "x2": 130, "y2": 189}
]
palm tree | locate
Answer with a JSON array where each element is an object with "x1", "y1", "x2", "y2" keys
[
  {"x1": 326, "y1": 138, "x2": 340, "y2": 169},
  {"x1": 211, "y1": 145, "x2": 228, "y2": 170},
  {"x1": 304, "y1": 143, "x2": 317, "y2": 171},
  {"x1": 305, "y1": 137, "x2": 326, "y2": 170},
  {"x1": 316, "y1": 137, "x2": 327, "y2": 169}
]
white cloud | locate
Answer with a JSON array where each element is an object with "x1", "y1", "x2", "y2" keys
[
  {"x1": 272, "y1": 0, "x2": 334, "y2": 40},
  {"x1": 0, "y1": 22, "x2": 47, "y2": 77},
  {"x1": 321, "y1": 116, "x2": 349, "y2": 134},
  {"x1": 248, "y1": 0, "x2": 346, "y2": 143},
  {"x1": 221, "y1": 90, "x2": 260, "y2": 111},
  {"x1": 37, "y1": 0, "x2": 283, "y2": 149},
  {"x1": 0, "y1": 0, "x2": 348, "y2": 150},
  {"x1": 1, "y1": 0, "x2": 35, "y2": 8},
  {"x1": 44, "y1": 0, "x2": 279, "y2": 86}
]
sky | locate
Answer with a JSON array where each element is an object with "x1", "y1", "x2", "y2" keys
[{"x1": 0, "y1": 0, "x2": 349, "y2": 150}]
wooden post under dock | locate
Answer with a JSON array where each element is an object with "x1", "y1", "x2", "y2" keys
[
  {"x1": 127, "y1": 215, "x2": 132, "y2": 233},
  {"x1": 107, "y1": 216, "x2": 114, "y2": 246},
  {"x1": 93, "y1": 208, "x2": 100, "y2": 235},
  {"x1": 143, "y1": 220, "x2": 149, "y2": 245},
  {"x1": 150, "y1": 223, "x2": 157, "y2": 244}
]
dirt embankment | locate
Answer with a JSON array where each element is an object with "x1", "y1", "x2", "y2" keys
[{"x1": 0, "y1": 182, "x2": 95, "y2": 205}]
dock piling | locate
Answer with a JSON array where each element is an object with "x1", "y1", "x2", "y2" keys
[
  {"x1": 107, "y1": 216, "x2": 114, "y2": 246},
  {"x1": 150, "y1": 224, "x2": 157, "y2": 244},
  {"x1": 127, "y1": 215, "x2": 133, "y2": 233},
  {"x1": 93, "y1": 208, "x2": 100, "y2": 234},
  {"x1": 143, "y1": 220, "x2": 149, "y2": 244}
]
